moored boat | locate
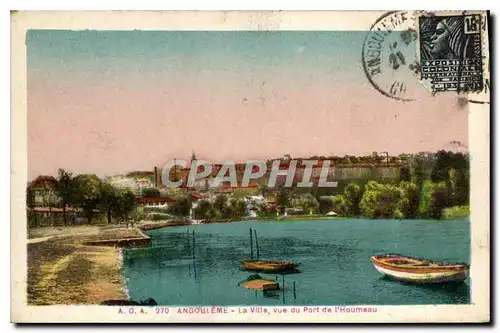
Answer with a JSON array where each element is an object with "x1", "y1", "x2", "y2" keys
[
  {"x1": 240, "y1": 260, "x2": 299, "y2": 273},
  {"x1": 371, "y1": 254, "x2": 469, "y2": 284}
]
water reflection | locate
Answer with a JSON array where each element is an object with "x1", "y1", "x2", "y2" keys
[
  {"x1": 237, "y1": 273, "x2": 299, "y2": 305},
  {"x1": 263, "y1": 290, "x2": 281, "y2": 300},
  {"x1": 238, "y1": 267, "x2": 302, "y2": 275},
  {"x1": 379, "y1": 276, "x2": 470, "y2": 303},
  {"x1": 413, "y1": 281, "x2": 470, "y2": 298},
  {"x1": 124, "y1": 220, "x2": 470, "y2": 306}
]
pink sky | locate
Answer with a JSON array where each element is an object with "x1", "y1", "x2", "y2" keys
[
  {"x1": 27, "y1": 73, "x2": 468, "y2": 179},
  {"x1": 27, "y1": 31, "x2": 468, "y2": 179}
]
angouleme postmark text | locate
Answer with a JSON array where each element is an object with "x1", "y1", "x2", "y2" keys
[{"x1": 362, "y1": 11, "x2": 422, "y2": 102}]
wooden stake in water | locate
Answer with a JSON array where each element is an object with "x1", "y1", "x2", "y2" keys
[
  {"x1": 188, "y1": 259, "x2": 192, "y2": 277},
  {"x1": 293, "y1": 281, "x2": 296, "y2": 300},
  {"x1": 192, "y1": 230, "x2": 195, "y2": 260},
  {"x1": 249, "y1": 228, "x2": 254, "y2": 259},
  {"x1": 187, "y1": 228, "x2": 191, "y2": 253},
  {"x1": 254, "y1": 229, "x2": 260, "y2": 260},
  {"x1": 157, "y1": 258, "x2": 161, "y2": 277},
  {"x1": 282, "y1": 274, "x2": 285, "y2": 304}
]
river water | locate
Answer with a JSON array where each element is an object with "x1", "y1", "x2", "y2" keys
[{"x1": 123, "y1": 219, "x2": 470, "y2": 306}]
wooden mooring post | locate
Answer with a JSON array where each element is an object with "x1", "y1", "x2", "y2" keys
[
  {"x1": 249, "y1": 228, "x2": 254, "y2": 259},
  {"x1": 282, "y1": 274, "x2": 285, "y2": 304},
  {"x1": 254, "y1": 229, "x2": 260, "y2": 260},
  {"x1": 192, "y1": 230, "x2": 196, "y2": 260}
]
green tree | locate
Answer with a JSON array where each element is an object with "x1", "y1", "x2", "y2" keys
[
  {"x1": 344, "y1": 183, "x2": 362, "y2": 216},
  {"x1": 213, "y1": 194, "x2": 228, "y2": 218},
  {"x1": 74, "y1": 174, "x2": 101, "y2": 225},
  {"x1": 193, "y1": 199, "x2": 215, "y2": 219},
  {"x1": 227, "y1": 198, "x2": 246, "y2": 220},
  {"x1": 396, "y1": 198, "x2": 410, "y2": 219},
  {"x1": 410, "y1": 155, "x2": 428, "y2": 191},
  {"x1": 296, "y1": 193, "x2": 319, "y2": 215},
  {"x1": 376, "y1": 185, "x2": 401, "y2": 218},
  {"x1": 398, "y1": 181, "x2": 420, "y2": 218},
  {"x1": 427, "y1": 182, "x2": 449, "y2": 219},
  {"x1": 431, "y1": 151, "x2": 469, "y2": 186},
  {"x1": 99, "y1": 181, "x2": 117, "y2": 224},
  {"x1": 333, "y1": 194, "x2": 348, "y2": 216},
  {"x1": 318, "y1": 196, "x2": 335, "y2": 214},
  {"x1": 51, "y1": 169, "x2": 76, "y2": 226},
  {"x1": 419, "y1": 180, "x2": 450, "y2": 219},
  {"x1": 431, "y1": 150, "x2": 454, "y2": 183},
  {"x1": 276, "y1": 188, "x2": 291, "y2": 214},
  {"x1": 112, "y1": 189, "x2": 138, "y2": 222},
  {"x1": 360, "y1": 181, "x2": 401, "y2": 218},
  {"x1": 141, "y1": 187, "x2": 161, "y2": 198},
  {"x1": 399, "y1": 166, "x2": 411, "y2": 182},
  {"x1": 168, "y1": 195, "x2": 192, "y2": 217},
  {"x1": 258, "y1": 184, "x2": 270, "y2": 197},
  {"x1": 26, "y1": 182, "x2": 37, "y2": 227},
  {"x1": 448, "y1": 168, "x2": 469, "y2": 206},
  {"x1": 419, "y1": 180, "x2": 434, "y2": 216},
  {"x1": 359, "y1": 181, "x2": 379, "y2": 218}
]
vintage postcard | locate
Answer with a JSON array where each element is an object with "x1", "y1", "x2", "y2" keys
[{"x1": 11, "y1": 10, "x2": 490, "y2": 323}]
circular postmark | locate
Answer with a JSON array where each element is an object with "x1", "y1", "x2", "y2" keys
[{"x1": 362, "y1": 11, "x2": 423, "y2": 102}]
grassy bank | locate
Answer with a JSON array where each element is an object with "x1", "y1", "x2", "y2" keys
[
  {"x1": 442, "y1": 206, "x2": 470, "y2": 220},
  {"x1": 27, "y1": 225, "x2": 142, "y2": 305}
]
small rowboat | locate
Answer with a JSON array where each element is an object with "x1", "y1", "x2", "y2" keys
[
  {"x1": 240, "y1": 260, "x2": 299, "y2": 273},
  {"x1": 371, "y1": 254, "x2": 469, "y2": 284}
]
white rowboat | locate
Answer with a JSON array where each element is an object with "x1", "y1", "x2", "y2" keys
[{"x1": 371, "y1": 254, "x2": 469, "y2": 284}]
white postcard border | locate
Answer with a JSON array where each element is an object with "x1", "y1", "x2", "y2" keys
[{"x1": 10, "y1": 10, "x2": 490, "y2": 323}]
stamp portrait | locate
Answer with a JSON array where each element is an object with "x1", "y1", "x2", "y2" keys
[{"x1": 418, "y1": 14, "x2": 484, "y2": 93}]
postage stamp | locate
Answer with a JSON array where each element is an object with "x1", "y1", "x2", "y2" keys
[
  {"x1": 418, "y1": 13, "x2": 484, "y2": 93},
  {"x1": 10, "y1": 11, "x2": 490, "y2": 324}
]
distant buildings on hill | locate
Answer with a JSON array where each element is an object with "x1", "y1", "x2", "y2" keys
[{"x1": 152, "y1": 155, "x2": 403, "y2": 191}]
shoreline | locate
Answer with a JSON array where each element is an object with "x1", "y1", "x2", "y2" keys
[
  {"x1": 27, "y1": 216, "x2": 470, "y2": 305},
  {"x1": 117, "y1": 248, "x2": 130, "y2": 300},
  {"x1": 138, "y1": 215, "x2": 470, "y2": 231},
  {"x1": 27, "y1": 225, "x2": 146, "y2": 305}
]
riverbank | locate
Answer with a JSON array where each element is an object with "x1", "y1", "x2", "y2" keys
[
  {"x1": 27, "y1": 225, "x2": 144, "y2": 305},
  {"x1": 137, "y1": 214, "x2": 468, "y2": 231},
  {"x1": 139, "y1": 220, "x2": 191, "y2": 231},
  {"x1": 198, "y1": 215, "x2": 346, "y2": 224},
  {"x1": 123, "y1": 218, "x2": 470, "y2": 306}
]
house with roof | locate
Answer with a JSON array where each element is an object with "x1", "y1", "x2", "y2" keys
[
  {"x1": 29, "y1": 175, "x2": 59, "y2": 207},
  {"x1": 137, "y1": 196, "x2": 176, "y2": 208}
]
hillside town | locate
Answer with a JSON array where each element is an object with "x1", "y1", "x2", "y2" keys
[{"x1": 26, "y1": 148, "x2": 470, "y2": 228}]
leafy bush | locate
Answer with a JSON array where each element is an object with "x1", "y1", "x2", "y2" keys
[
  {"x1": 442, "y1": 205, "x2": 470, "y2": 219},
  {"x1": 193, "y1": 199, "x2": 216, "y2": 219},
  {"x1": 360, "y1": 181, "x2": 401, "y2": 218},
  {"x1": 167, "y1": 196, "x2": 192, "y2": 216},
  {"x1": 397, "y1": 181, "x2": 420, "y2": 218}
]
